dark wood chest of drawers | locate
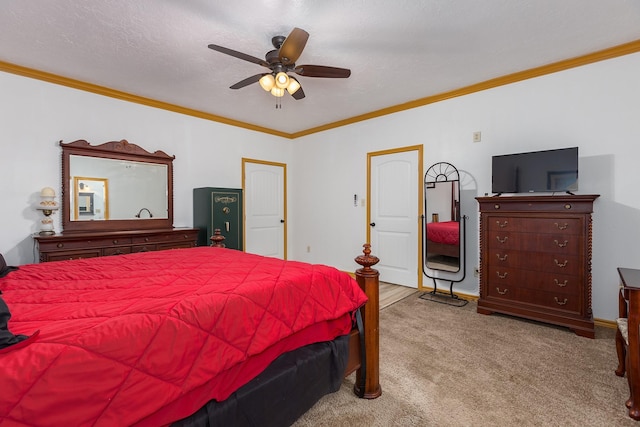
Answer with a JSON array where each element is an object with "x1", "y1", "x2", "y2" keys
[
  {"x1": 476, "y1": 195, "x2": 599, "y2": 338},
  {"x1": 34, "y1": 228, "x2": 199, "y2": 262}
]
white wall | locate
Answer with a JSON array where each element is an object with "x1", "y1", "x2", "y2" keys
[
  {"x1": 0, "y1": 72, "x2": 292, "y2": 265},
  {"x1": 291, "y1": 52, "x2": 640, "y2": 322},
  {"x1": 2, "y1": 52, "x2": 639, "y2": 321}
]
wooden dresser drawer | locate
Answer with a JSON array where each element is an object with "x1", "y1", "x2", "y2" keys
[
  {"x1": 488, "y1": 217, "x2": 582, "y2": 235},
  {"x1": 103, "y1": 246, "x2": 133, "y2": 257},
  {"x1": 517, "y1": 288, "x2": 581, "y2": 314},
  {"x1": 40, "y1": 237, "x2": 133, "y2": 251},
  {"x1": 46, "y1": 249, "x2": 102, "y2": 262},
  {"x1": 488, "y1": 231, "x2": 582, "y2": 255}
]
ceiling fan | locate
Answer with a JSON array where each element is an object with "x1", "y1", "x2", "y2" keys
[{"x1": 208, "y1": 27, "x2": 351, "y2": 101}]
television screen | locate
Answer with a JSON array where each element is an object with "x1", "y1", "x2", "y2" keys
[{"x1": 491, "y1": 147, "x2": 578, "y2": 194}]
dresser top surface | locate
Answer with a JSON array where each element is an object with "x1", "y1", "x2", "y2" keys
[{"x1": 619, "y1": 268, "x2": 640, "y2": 289}]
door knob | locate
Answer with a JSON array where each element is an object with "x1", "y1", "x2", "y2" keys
[
  {"x1": 280, "y1": 219, "x2": 285, "y2": 223},
  {"x1": 370, "y1": 222, "x2": 376, "y2": 227}
]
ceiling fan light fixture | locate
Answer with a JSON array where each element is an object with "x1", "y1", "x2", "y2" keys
[
  {"x1": 270, "y1": 87, "x2": 285, "y2": 97},
  {"x1": 275, "y1": 72, "x2": 290, "y2": 89},
  {"x1": 286, "y1": 78, "x2": 301, "y2": 95},
  {"x1": 259, "y1": 74, "x2": 275, "y2": 91}
]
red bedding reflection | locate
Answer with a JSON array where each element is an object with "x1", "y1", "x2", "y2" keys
[
  {"x1": 426, "y1": 221, "x2": 459, "y2": 245},
  {"x1": 0, "y1": 247, "x2": 367, "y2": 427}
]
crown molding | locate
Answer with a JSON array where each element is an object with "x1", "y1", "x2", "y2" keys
[{"x1": 2, "y1": 38, "x2": 639, "y2": 139}]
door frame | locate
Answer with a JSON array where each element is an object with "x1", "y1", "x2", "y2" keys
[
  {"x1": 242, "y1": 158, "x2": 288, "y2": 259},
  {"x1": 367, "y1": 145, "x2": 423, "y2": 289}
]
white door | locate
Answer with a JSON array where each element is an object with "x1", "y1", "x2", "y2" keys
[
  {"x1": 369, "y1": 148, "x2": 421, "y2": 288},
  {"x1": 243, "y1": 159, "x2": 286, "y2": 258}
]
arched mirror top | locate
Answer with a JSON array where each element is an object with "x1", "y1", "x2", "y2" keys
[
  {"x1": 425, "y1": 161, "x2": 460, "y2": 184},
  {"x1": 424, "y1": 162, "x2": 463, "y2": 274},
  {"x1": 61, "y1": 139, "x2": 174, "y2": 233}
]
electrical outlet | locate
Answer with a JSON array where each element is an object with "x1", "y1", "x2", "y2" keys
[{"x1": 473, "y1": 131, "x2": 482, "y2": 143}]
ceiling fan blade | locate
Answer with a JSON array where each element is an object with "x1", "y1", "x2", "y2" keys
[
  {"x1": 229, "y1": 73, "x2": 267, "y2": 89},
  {"x1": 278, "y1": 27, "x2": 309, "y2": 65},
  {"x1": 289, "y1": 77, "x2": 305, "y2": 100},
  {"x1": 294, "y1": 65, "x2": 351, "y2": 78},
  {"x1": 208, "y1": 44, "x2": 270, "y2": 68}
]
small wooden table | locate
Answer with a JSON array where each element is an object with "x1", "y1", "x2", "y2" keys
[{"x1": 618, "y1": 267, "x2": 640, "y2": 419}]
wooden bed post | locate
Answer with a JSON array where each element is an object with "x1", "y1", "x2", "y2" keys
[{"x1": 354, "y1": 243, "x2": 382, "y2": 399}]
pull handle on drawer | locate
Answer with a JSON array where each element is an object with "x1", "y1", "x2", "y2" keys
[
  {"x1": 496, "y1": 287, "x2": 508, "y2": 295},
  {"x1": 496, "y1": 253, "x2": 508, "y2": 261},
  {"x1": 554, "y1": 297, "x2": 568, "y2": 306},
  {"x1": 496, "y1": 236, "x2": 508, "y2": 244},
  {"x1": 496, "y1": 220, "x2": 508, "y2": 228},
  {"x1": 554, "y1": 259, "x2": 568, "y2": 268},
  {"x1": 554, "y1": 222, "x2": 569, "y2": 230},
  {"x1": 554, "y1": 279, "x2": 568, "y2": 287},
  {"x1": 554, "y1": 239, "x2": 569, "y2": 248},
  {"x1": 496, "y1": 271, "x2": 508, "y2": 279}
]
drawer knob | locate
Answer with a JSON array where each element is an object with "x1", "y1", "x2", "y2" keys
[
  {"x1": 553, "y1": 239, "x2": 569, "y2": 248},
  {"x1": 554, "y1": 259, "x2": 568, "y2": 268},
  {"x1": 496, "y1": 220, "x2": 508, "y2": 228},
  {"x1": 494, "y1": 204, "x2": 500, "y2": 209},
  {"x1": 183, "y1": 235, "x2": 188, "y2": 239},
  {"x1": 554, "y1": 222, "x2": 569, "y2": 230},
  {"x1": 496, "y1": 236, "x2": 508, "y2": 244},
  {"x1": 554, "y1": 297, "x2": 568, "y2": 306},
  {"x1": 496, "y1": 287, "x2": 508, "y2": 295},
  {"x1": 496, "y1": 254, "x2": 508, "y2": 261},
  {"x1": 564, "y1": 204, "x2": 572, "y2": 210},
  {"x1": 113, "y1": 240, "x2": 119, "y2": 244},
  {"x1": 145, "y1": 237, "x2": 149, "y2": 242},
  {"x1": 57, "y1": 243, "x2": 64, "y2": 248},
  {"x1": 554, "y1": 279, "x2": 568, "y2": 287},
  {"x1": 496, "y1": 271, "x2": 508, "y2": 279}
]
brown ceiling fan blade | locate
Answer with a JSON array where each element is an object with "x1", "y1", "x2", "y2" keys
[
  {"x1": 278, "y1": 28, "x2": 309, "y2": 65},
  {"x1": 229, "y1": 73, "x2": 267, "y2": 89},
  {"x1": 208, "y1": 44, "x2": 270, "y2": 68},
  {"x1": 294, "y1": 65, "x2": 351, "y2": 78}
]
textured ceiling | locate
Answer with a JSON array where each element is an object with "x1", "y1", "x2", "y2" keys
[{"x1": 1, "y1": 0, "x2": 640, "y2": 136}]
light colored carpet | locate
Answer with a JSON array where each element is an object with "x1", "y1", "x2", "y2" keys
[{"x1": 292, "y1": 292, "x2": 635, "y2": 427}]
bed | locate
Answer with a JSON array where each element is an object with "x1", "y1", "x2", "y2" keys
[{"x1": 0, "y1": 245, "x2": 380, "y2": 426}]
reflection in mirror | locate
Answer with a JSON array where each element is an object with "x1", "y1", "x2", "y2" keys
[
  {"x1": 73, "y1": 177, "x2": 109, "y2": 220},
  {"x1": 423, "y1": 162, "x2": 463, "y2": 274},
  {"x1": 69, "y1": 156, "x2": 168, "y2": 221}
]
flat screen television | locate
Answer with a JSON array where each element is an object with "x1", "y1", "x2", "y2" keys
[{"x1": 491, "y1": 147, "x2": 578, "y2": 194}]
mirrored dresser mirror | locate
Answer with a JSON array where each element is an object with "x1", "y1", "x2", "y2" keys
[
  {"x1": 33, "y1": 139, "x2": 198, "y2": 262},
  {"x1": 62, "y1": 139, "x2": 173, "y2": 232}
]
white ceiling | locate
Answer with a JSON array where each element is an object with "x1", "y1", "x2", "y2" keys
[{"x1": 2, "y1": 1, "x2": 640, "y2": 136}]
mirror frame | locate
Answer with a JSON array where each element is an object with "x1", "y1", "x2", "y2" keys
[
  {"x1": 61, "y1": 139, "x2": 174, "y2": 233},
  {"x1": 423, "y1": 162, "x2": 463, "y2": 274}
]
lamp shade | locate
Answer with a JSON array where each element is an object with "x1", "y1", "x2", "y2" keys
[
  {"x1": 275, "y1": 72, "x2": 290, "y2": 89},
  {"x1": 259, "y1": 74, "x2": 275, "y2": 91},
  {"x1": 40, "y1": 187, "x2": 55, "y2": 198},
  {"x1": 286, "y1": 78, "x2": 301, "y2": 95},
  {"x1": 270, "y1": 87, "x2": 285, "y2": 97}
]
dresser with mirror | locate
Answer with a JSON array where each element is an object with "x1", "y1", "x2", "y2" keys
[{"x1": 34, "y1": 139, "x2": 198, "y2": 262}]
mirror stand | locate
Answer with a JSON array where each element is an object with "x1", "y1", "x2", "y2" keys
[{"x1": 421, "y1": 162, "x2": 468, "y2": 307}]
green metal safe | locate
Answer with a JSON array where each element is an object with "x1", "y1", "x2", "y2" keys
[{"x1": 193, "y1": 187, "x2": 243, "y2": 250}]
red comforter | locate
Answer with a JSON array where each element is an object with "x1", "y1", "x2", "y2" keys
[
  {"x1": 426, "y1": 221, "x2": 459, "y2": 245},
  {"x1": 0, "y1": 247, "x2": 367, "y2": 426}
]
